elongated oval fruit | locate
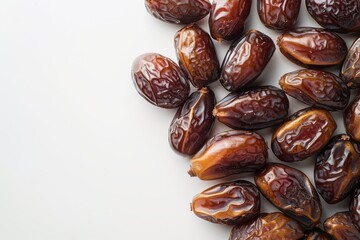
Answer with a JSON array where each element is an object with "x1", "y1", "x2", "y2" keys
[
  {"x1": 213, "y1": 86, "x2": 289, "y2": 130},
  {"x1": 272, "y1": 108, "x2": 336, "y2": 162},
  {"x1": 350, "y1": 188, "x2": 360, "y2": 231},
  {"x1": 305, "y1": 0, "x2": 342, "y2": 32},
  {"x1": 315, "y1": 134, "x2": 360, "y2": 204},
  {"x1": 191, "y1": 180, "x2": 260, "y2": 225},
  {"x1": 209, "y1": 0, "x2": 252, "y2": 42},
  {"x1": 344, "y1": 95, "x2": 360, "y2": 142},
  {"x1": 341, "y1": 37, "x2": 360, "y2": 89},
  {"x1": 278, "y1": 27, "x2": 347, "y2": 67},
  {"x1": 230, "y1": 212, "x2": 305, "y2": 240},
  {"x1": 324, "y1": 212, "x2": 360, "y2": 240},
  {"x1": 258, "y1": 0, "x2": 301, "y2": 30},
  {"x1": 174, "y1": 24, "x2": 220, "y2": 88},
  {"x1": 279, "y1": 69, "x2": 350, "y2": 111},
  {"x1": 188, "y1": 130, "x2": 268, "y2": 180},
  {"x1": 220, "y1": 30, "x2": 275, "y2": 92},
  {"x1": 304, "y1": 228, "x2": 333, "y2": 240},
  {"x1": 169, "y1": 87, "x2": 215, "y2": 155},
  {"x1": 255, "y1": 163, "x2": 322, "y2": 228},
  {"x1": 145, "y1": 0, "x2": 211, "y2": 24}
]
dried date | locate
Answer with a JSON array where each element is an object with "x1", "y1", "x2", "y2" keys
[
  {"x1": 326, "y1": 0, "x2": 360, "y2": 33},
  {"x1": 306, "y1": 0, "x2": 341, "y2": 32},
  {"x1": 344, "y1": 95, "x2": 360, "y2": 142},
  {"x1": 324, "y1": 212, "x2": 360, "y2": 240},
  {"x1": 303, "y1": 228, "x2": 333, "y2": 240},
  {"x1": 341, "y1": 37, "x2": 360, "y2": 89}
]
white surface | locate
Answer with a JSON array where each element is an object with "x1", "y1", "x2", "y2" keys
[{"x1": 0, "y1": 0, "x2": 357, "y2": 239}]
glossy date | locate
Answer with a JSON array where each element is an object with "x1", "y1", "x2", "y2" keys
[
  {"x1": 350, "y1": 188, "x2": 360, "y2": 231},
  {"x1": 303, "y1": 228, "x2": 333, "y2": 240},
  {"x1": 324, "y1": 212, "x2": 360, "y2": 240},
  {"x1": 344, "y1": 95, "x2": 360, "y2": 142},
  {"x1": 341, "y1": 37, "x2": 360, "y2": 89}
]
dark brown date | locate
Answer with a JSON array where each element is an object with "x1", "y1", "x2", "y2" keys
[
  {"x1": 174, "y1": 24, "x2": 220, "y2": 88},
  {"x1": 306, "y1": 0, "x2": 342, "y2": 32},
  {"x1": 213, "y1": 86, "x2": 289, "y2": 130},
  {"x1": 220, "y1": 30, "x2": 275, "y2": 92},
  {"x1": 344, "y1": 95, "x2": 360, "y2": 142},
  {"x1": 257, "y1": 0, "x2": 301, "y2": 30},
  {"x1": 255, "y1": 163, "x2": 322, "y2": 228},
  {"x1": 188, "y1": 130, "x2": 268, "y2": 180},
  {"x1": 279, "y1": 69, "x2": 350, "y2": 111},
  {"x1": 144, "y1": 0, "x2": 211, "y2": 24},
  {"x1": 230, "y1": 212, "x2": 305, "y2": 240},
  {"x1": 350, "y1": 188, "x2": 360, "y2": 231},
  {"x1": 169, "y1": 87, "x2": 215, "y2": 155},
  {"x1": 315, "y1": 134, "x2": 360, "y2": 204},
  {"x1": 209, "y1": 0, "x2": 252, "y2": 42},
  {"x1": 326, "y1": 0, "x2": 360, "y2": 33},
  {"x1": 191, "y1": 180, "x2": 260, "y2": 225},
  {"x1": 341, "y1": 37, "x2": 360, "y2": 89},
  {"x1": 324, "y1": 212, "x2": 360, "y2": 240},
  {"x1": 131, "y1": 53, "x2": 190, "y2": 108},
  {"x1": 272, "y1": 108, "x2": 336, "y2": 162},
  {"x1": 303, "y1": 228, "x2": 333, "y2": 240},
  {"x1": 277, "y1": 27, "x2": 347, "y2": 67}
]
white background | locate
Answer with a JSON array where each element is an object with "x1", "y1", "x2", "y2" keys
[{"x1": 0, "y1": 0, "x2": 358, "y2": 239}]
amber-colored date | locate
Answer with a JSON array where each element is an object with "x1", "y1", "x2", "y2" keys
[
  {"x1": 255, "y1": 163, "x2": 322, "y2": 228},
  {"x1": 344, "y1": 95, "x2": 360, "y2": 142},
  {"x1": 209, "y1": 0, "x2": 252, "y2": 42},
  {"x1": 341, "y1": 37, "x2": 360, "y2": 89},
  {"x1": 188, "y1": 130, "x2": 268, "y2": 180},
  {"x1": 278, "y1": 27, "x2": 347, "y2": 67},
  {"x1": 350, "y1": 188, "x2": 360, "y2": 232},
  {"x1": 213, "y1": 86, "x2": 289, "y2": 130},
  {"x1": 324, "y1": 212, "x2": 360, "y2": 240},
  {"x1": 303, "y1": 228, "x2": 333, "y2": 240},
  {"x1": 144, "y1": 0, "x2": 211, "y2": 24},
  {"x1": 258, "y1": 0, "x2": 301, "y2": 30},
  {"x1": 279, "y1": 69, "x2": 350, "y2": 111},
  {"x1": 220, "y1": 30, "x2": 275, "y2": 92},
  {"x1": 191, "y1": 180, "x2": 260, "y2": 225},
  {"x1": 174, "y1": 24, "x2": 220, "y2": 88},
  {"x1": 131, "y1": 53, "x2": 190, "y2": 108},
  {"x1": 230, "y1": 212, "x2": 305, "y2": 240}
]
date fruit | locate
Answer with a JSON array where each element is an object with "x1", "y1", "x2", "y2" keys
[
  {"x1": 278, "y1": 27, "x2": 347, "y2": 67},
  {"x1": 230, "y1": 212, "x2": 305, "y2": 240},
  {"x1": 272, "y1": 108, "x2": 336, "y2": 162},
  {"x1": 174, "y1": 24, "x2": 220, "y2": 88},
  {"x1": 169, "y1": 87, "x2": 215, "y2": 155},
  {"x1": 188, "y1": 130, "x2": 268, "y2": 180},
  {"x1": 324, "y1": 212, "x2": 360, "y2": 240},
  {"x1": 144, "y1": 0, "x2": 211, "y2": 24},
  {"x1": 258, "y1": 0, "x2": 301, "y2": 30},
  {"x1": 341, "y1": 37, "x2": 360, "y2": 89},
  {"x1": 350, "y1": 188, "x2": 360, "y2": 231},
  {"x1": 306, "y1": 0, "x2": 341, "y2": 32},
  {"x1": 191, "y1": 180, "x2": 260, "y2": 225},
  {"x1": 255, "y1": 163, "x2": 322, "y2": 228},
  {"x1": 213, "y1": 86, "x2": 289, "y2": 130},
  {"x1": 344, "y1": 95, "x2": 360, "y2": 142},
  {"x1": 209, "y1": 0, "x2": 252, "y2": 42},
  {"x1": 131, "y1": 53, "x2": 190, "y2": 108},
  {"x1": 303, "y1": 228, "x2": 333, "y2": 240},
  {"x1": 220, "y1": 30, "x2": 275, "y2": 92},
  {"x1": 279, "y1": 69, "x2": 350, "y2": 111}
]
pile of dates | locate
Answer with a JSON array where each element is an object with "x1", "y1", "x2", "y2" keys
[{"x1": 132, "y1": 0, "x2": 360, "y2": 239}]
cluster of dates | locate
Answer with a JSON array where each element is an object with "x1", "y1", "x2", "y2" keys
[{"x1": 132, "y1": 0, "x2": 360, "y2": 239}]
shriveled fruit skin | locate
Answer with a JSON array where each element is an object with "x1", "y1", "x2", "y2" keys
[
  {"x1": 303, "y1": 228, "x2": 333, "y2": 240},
  {"x1": 306, "y1": 0, "x2": 342, "y2": 31},
  {"x1": 341, "y1": 37, "x2": 360, "y2": 89},
  {"x1": 350, "y1": 188, "x2": 360, "y2": 231},
  {"x1": 324, "y1": 212, "x2": 360, "y2": 240},
  {"x1": 344, "y1": 95, "x2": 360, "y2": 142}
]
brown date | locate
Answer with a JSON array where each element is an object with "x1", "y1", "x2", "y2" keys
[
  {"x1": 344, "y1": 95, "x2": 360, "y2": 142},
  {"x1": 324, "y1": 212, "x2": 360, "y2": 240},
  {"x1": 303, "y1": 228, "x2": 333, "y2": 240},
  {"x1": 272, "y1": 108, "x2": 336, "y2": 162},
  {"x1": 350, "y1": 188, "x2": 360, "y2": 231},
  {"x1": 131, "y1": 53, "x2": 190, "y2": 108},
  {"x1": 257, "y1": 0, "x2": 301, "y2": 30},
  {"x1": 174, "y1": 24, "x2": 220, "y2": 88},
  {"x1": 306, "y1": 0, "x2": 342, "y2": 32},
  {"x1": 255, "y1": 163, "x2": 322, "y2": 228},
  {"x1": 144, "y1": 0, "x2": 211, "y2": 24},
  {"x1": 220, "y1": 30, "x2": 275, "y2": 92},
  {"x1": 188, "y1": 130, "x2": 268, "y2": 180},
  {"x1": 230, "y1": 212, "x2": 305, "y2": 240},
  {"x1": 169, "y1": 87, "x2": 215, "y2": 155},
  {"x1": 209, "y1": 0, "x2": 252, "y2": 42},
  {"x1": 315, "y1": 134, "x2": 360, "y2": 204},
  {"x1": 277, "y1": 27, "x2": 347, "y2": 67},
  {"x1": 191, "y1": 180, "x2": 260, "y2": 225},
  {"x1": 341, "y1": 37, "x2": 360, "y2": 89},
  {"x1": 279, "y1": 69, "x2": 350, "y2": 111},
  {"x1": 326, "y1": 0, "x2": 360, "y2": 33},
  {"x1": 213, "y1": 86, "x2": 289, "y2": 130}
]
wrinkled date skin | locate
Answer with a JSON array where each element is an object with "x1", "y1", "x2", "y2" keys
[
  {"x1": 191, "y1": 180, "x2": 260, "y2": 225},
  {"x1": 344, "y1": 95, "x2": 360, "y2": 142},
  {"x1": 188, "y1": 130, "x2": 268, "y2": 180},
  {"x1": 220, "y1": 30, "x2": 275, "y2": 92},
  {"x1": 174, "y1": 24, "x2": 220, "y2": 88},
  {"x1": 278, "y1": 27, "x2": 347, "y2": 67},
  {"x1": 144, "y1": 0, "x2": 211, "y2": 24},
  {"x1": 255, "y1": 163, "x2": 322, "y2": 228},
  {"x1": 279, "y1": 69, "x2": 350, "y2": 111},
  {"x1": 306, "y1": 0, "x2": 341, "y2": 31},
  {"x1": 272, "y1": 108, "x2": 336, "y2": 162},
  {"x1": 209, "y1": 0, "x2": 252, "y2": 42},
  {"x1": 350, "y1": 188, "x2": 360, "y2": 231},
  {"x1": 315, "y1": 134, "x2": 360, "y2": 204},
  {"x1": 341, "y1": 37, "x2": 360, "y2": 89},
  {"x1": 131, "y1": 53, "x2": 190, "y2": 108},
  {"x1": 169, "y1": 87, "x2": 215, "y2": 155},
  {"x1": 324, "y1": 212, "x2": 360, "y2": 240},
  {"x1": 230, "y1": 212, "x2": 305, "y2": 240},
  {"x1": 303, "y1": 228, "x2": 333, "y2": 240},
  {"x1": 213, "y1": 86, "x2": 289, "y2": 130},
  {"x1": 258, "y1": 0, "x2": 301, "y2": 30}
]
